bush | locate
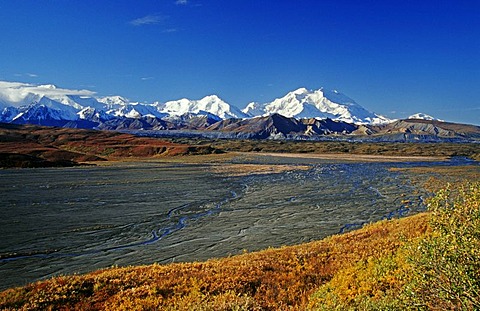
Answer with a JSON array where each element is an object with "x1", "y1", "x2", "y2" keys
[
  {"x1": 404, "y1": 182, "x2": 480, "y2": 310},
  {"x1": 307, "y1": 253, "x2": 410, "y2": 310},
  {"x1": 308, "y1": 181, "x2": 480, "y2": 310}
]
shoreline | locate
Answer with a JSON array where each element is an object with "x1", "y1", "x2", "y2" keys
[{"x1": 254, "y1": 152, "x2": 449, "y2": 163}]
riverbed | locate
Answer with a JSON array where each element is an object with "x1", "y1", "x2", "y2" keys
[{"x1": 0, "y1": 154, "x2": 475, "y2": 290}]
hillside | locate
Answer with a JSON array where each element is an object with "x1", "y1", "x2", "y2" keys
[
  {"x1": 202, "y1": 114, "x2": 480, "y2": 141},
  {"x1": 0, "y1": 123, "x2": 220, "y2": 168}
]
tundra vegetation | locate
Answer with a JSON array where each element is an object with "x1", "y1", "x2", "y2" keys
[{"x1": 308, "y1": 180, "x2": 480, "y2": 310}]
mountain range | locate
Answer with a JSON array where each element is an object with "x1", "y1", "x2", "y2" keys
[
  {"x1": 1, "y1": 81, "x2": 478, "y2": 142},
  {"x1": 0, "y1": 81, "x2": 391, "y2": 124}
]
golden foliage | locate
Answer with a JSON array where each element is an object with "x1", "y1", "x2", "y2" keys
[
  {"x1": 308, "y1": 181, "x2": 480, "y2": 311},
  {"x1": 404, "y1": 182, "x2": 480, "y2": 310}
]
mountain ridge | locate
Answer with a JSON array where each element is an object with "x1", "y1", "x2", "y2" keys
[
  {"x1": 1, "y1": 81, "x2": 478, "y2": 142},
  {"x1": 0, "y1": 81, "x2": 391, "y2": 125}
]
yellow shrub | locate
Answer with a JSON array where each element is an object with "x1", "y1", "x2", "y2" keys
[{"x1": 405, "y1": 182, "x2": 480, "y2": 310}]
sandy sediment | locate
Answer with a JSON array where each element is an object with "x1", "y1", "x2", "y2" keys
[
  {"x1": 209, "y1": 163, "x2": 310, "y2": 177},
  {"x1": 85, "y1": 151, "x2": 449, "y2": 170},
  {"x1": 255, "y1": 152, "x2": 448, "y2": 162}
]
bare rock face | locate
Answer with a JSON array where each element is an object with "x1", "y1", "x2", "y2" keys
[{"x1": 367, "y1": 119, "x2": 480, "y2": 141}]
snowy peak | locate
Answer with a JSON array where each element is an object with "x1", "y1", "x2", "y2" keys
[
  {"x1": 0, "y1": 80, "x2": 391, "y2": 126},
  {"x1": 243, "y1": 87, "x2": 391, "y2": 124},
  {"x1": 0, "y1": 81, "x2": 246, "y2": 121},
  {"x1": 243, "y1": 102, "x2": 264, "y2": 117},
  {"x1": 159, "y1": 95, "x2": 247, "y2": 119},
  {"x1": 291, "y1": 87, "x2": 309, "y2": 97},
  {"x1": 97, "y1": 95, "x2": 130, "y2": 106},
  {"x1": 320, "y1": 88, "x2": 357, "y2": 105},
  {"x1": 37, "y1": 84, "x2": 57, "y2": 89},
  {"x1": 408, "y1": 113, "x2": 442, "y2": 121}
]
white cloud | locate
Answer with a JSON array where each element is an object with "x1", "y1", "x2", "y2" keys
[
  {"x1": 175, "y1": 0, "x2": 188, "y2": 5},
  {"x1": 0, "y1": 81, "x2": 96, "y2": 106},
  {"x1": 129, "y1": 14, "x2": 166, "y2": 26},
  {"x1": 13, "y1": 73, "x2": 39, "y2": 78},
  {"x1": 162, "y1": 28, "x2": 178, "y2": 33},
  {"x1": 141, "y1": 77, "x2": 154, "y2": 81}
]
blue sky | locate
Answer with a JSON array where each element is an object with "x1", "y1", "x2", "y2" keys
[{"x1": 0, "y1": 0, "x2": 478, "y2": 124}]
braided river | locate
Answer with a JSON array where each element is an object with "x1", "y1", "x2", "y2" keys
[{"x1": 0, "y1": 154, "x2": 475, "y2": 290}]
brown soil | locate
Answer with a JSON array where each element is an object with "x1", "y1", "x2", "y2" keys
[{"x1": 0, "y1": 123, "x2": 220, "y2": 168}]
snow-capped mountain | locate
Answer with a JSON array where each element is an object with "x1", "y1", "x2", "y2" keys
[
  {"x1": 156, "y1": 95, "x2": 247, "y2": 119},
  {"x1": 96, "y1": 95, "x2": 130, "y2": 107},
  {"x1": 77, "y1": 107, "x2": 114, "y2": 122},
  {"x1": 1, "y1": 81, "x2": 478, "y2": 142},
  {"x1": 0, "y1": 81, "x2": 245, "y2": 125},
  {"x1": 0, "y1": 81, "x2": 392, "y2": 129},
  {"x1": 0, "y1": 81, "x2": 95, "y2": 109},
  {"x1": 408, "y1": 113, "x2": 442, "y2": 121},
  {"x1": 243, "y1": 88, "x2": 390, "y2": 124}
]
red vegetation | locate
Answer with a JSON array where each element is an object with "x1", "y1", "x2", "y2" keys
[{"x1": 0, "y1": 123, "x2": 219, "y2": 168}]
